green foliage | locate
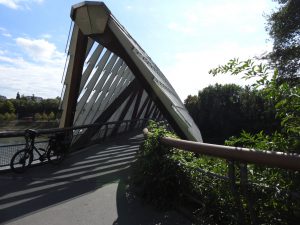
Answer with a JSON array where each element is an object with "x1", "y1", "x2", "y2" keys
[
  {"x1": 134, "y1": 122, "x2": 300, "y2": 225},
  {"x1": 266, "y1": 0, "x2": 300, "y2": 81},
  {"x1": 209, "y1": 58, "x2": 269, "y2": 82},
  {"x1": 16, "y1": 92, "x2": 20, "y2": 100},
  {"x1": 225, "y1": 130, "x2": 290, "y2": 152},
  {"x1": 132, "y1": 121, "x2": 187, "y2": 208},
  {"x1": 0, "y1": 100, "x2": 15, "y2": 114},
  {"x1": 209, "y1": 58, "x2": 300, "y2": 224},
  {"x1": 0, "y1": 95, "x2": 60, "y2": 120},
  {"x1": 2, "y1": 112, "x2": 16, "y2": 121},
  {"x1": 184, "y1": 83, "x2": 279, "y2": 144},
  {"x1": 133, "y1": 122, "x2": 235, "y2": 224},
  {"x1": 209, "y1": 58, "x2": 300, "y2": 153},
  {"x1": 41, "y1": 112, "x2": 48, "y2": 121},
  {"x1": 34, "y1": 113, "x2": 42, "y2": 121},
  {"x1": 48, "y1": 112, "x2": 55, "y2": 121}
]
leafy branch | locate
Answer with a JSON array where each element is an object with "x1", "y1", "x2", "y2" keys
[{"x1": 210, "y1": 58, "x2": 300, "y2": 151}]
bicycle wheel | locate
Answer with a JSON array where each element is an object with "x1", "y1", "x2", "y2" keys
[
  {"x1": 10, "y1": 149, "x2": 33, "y2": 173},
  {"x1": 47, "y1": 146, "x2": 66, "y2": 165}
]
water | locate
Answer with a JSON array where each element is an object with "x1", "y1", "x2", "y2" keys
[{"x1": 0, "y1": 137, "x2": 25, "y2": 146}]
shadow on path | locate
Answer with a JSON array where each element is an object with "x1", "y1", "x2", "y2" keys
[
  {"x1": 113, "y1": 179, "x2": 191, "y2": 225},
  {"x1": 0, "y1": 132, "x2": 191, "y2": 225}
]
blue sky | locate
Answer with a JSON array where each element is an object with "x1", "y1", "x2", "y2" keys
[{"x1": 0, "y1": 0, "x2": 277, "y2": 100}]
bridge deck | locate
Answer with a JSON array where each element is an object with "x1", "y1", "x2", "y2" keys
[{"x1": 0, "y1": 132, "x2": 190, "y2": 225}]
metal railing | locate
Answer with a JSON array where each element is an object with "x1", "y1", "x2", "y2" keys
[
  {"x1": 143, "y1": 128, "x2": 300, "y2": 171},
  {"x1": 0, "y1": 119, "x2": 148, "y2": 168},
  {"x1": 143, "y1": 128, "x2": 300, "y2": 224}
]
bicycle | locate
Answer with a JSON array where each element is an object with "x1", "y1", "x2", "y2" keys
[{"x1": 10, "y1": 129, "x2": 70, "y2": 173}]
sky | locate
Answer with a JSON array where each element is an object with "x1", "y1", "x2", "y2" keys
[{"x1": 0, "y1": 0, "x2": 278, "y2": 100}]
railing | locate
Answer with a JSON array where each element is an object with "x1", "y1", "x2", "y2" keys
[
  {"x1": 143, "y1": 128, "x2": 300, "y2": 171},
  {"x1": 143, "y1": 128, "x2": 300, "y2": 224},
  {"x1": 0, "y1": 119, "x2": 148, "y2": 168}
]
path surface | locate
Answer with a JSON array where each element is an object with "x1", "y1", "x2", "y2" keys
[{"x1": 0, "y1": 132, "x2": 191, "y2": 225}]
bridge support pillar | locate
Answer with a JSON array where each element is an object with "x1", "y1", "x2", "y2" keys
[{"x1": 60, "y1": 25, "x2": 88, "y2": 128}]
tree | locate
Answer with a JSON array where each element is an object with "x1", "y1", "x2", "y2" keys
[
  {"x1": 41, "y1": 112, "x2": 48, "y2": 121},
  {"x1": 209, "y1": 58, "x2": 300, "y2": 152},
  {"x1": 16, "y1": 92, "x2": 20, "y2": 100},
  {"x1": 184, "y1": 83, "x2": 279, "y2": 144},
  {"x1": 266, "y1": 0, "x2": 300, "y2": 82},
  {"x1": 10, "y1": 113, "x2": 17, "y2": 121},
  {"x1": 34, "y1": 113, "x2": 42, "y2": 121},
  {"x1": 184, "y1": 95, "x2": 199, "y2": 124},
  {"x1": 4, "y1": 112, "x2": 11, "y2": 121},
  {"x1": 48, "y1": 112, "x2": 55, "y2": 121},
  {"x1": 0, "y1": 100, "x2": 15, "y2": 114}
]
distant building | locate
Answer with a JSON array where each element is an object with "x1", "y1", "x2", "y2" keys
[
  {"x1": 0, "y1": 95, "x2": 7, "y2": 100},
  {"x1": 24, "y1": 96, "x2": 43, "y2": 102},
  {"x1": 34, "y1": 97, "x2": 43, "y2": 103}
]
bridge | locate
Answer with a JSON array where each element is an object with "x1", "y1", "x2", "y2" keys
[
  {"x1": 0, "y1": 131, "x2": 190, "y2": 224},
  {"x1": 0, "y1": 2, "x2": 300, "y2": 225}
]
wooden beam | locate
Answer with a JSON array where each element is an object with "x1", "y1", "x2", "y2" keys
[{"x1": 60, "y1": 28, "x2": 88, "y2": 128}]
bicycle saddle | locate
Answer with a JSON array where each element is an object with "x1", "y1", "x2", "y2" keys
[{"x1": 26, "y1": 129, "x2": 38, "y2": 136}]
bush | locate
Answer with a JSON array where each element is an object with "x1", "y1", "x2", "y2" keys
[
  {"x1": 132, "y1": 121, "x2": 188, "y2": 208},
  {"x1": 132, "y1": 122, "x2": 237, "y2": 223},
  {"x1": 133, "y1": 121, "x2": 300, "y2": 225}
]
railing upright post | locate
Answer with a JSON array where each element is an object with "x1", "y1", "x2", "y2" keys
[
  {"x1": 103, "y1": 124, "x2": 108, "y2": 140},
  {"x1": 240, "y1": 163, "x2": 258, "y2": 225},
  {"x1": 228, "y1": 160, "x2": 245, "y2": 224}
]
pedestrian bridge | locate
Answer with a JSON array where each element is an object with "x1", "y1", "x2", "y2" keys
[
  {"x1": 59, "y1": 1, "x2": 202, "y2": 144},
  {"x1": 0, "y1": 2, "x2": 299, "y2": 225},
  {"x1": 0, "y1": 132, "x2": 190, "y2": 224},
  {"x1": 0, "y1": 2, "x2": 200, "y2": 224}
]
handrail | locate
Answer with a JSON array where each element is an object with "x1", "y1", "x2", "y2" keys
[
  {"x1": 143, "y1": 128, "x2": 300, "y2": 171},
  {"x1": 0, "y1": 119, "x2": 147, "y2": 138}
]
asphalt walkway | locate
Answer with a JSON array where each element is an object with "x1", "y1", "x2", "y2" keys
[{"x1": 0, "y1": 132, "x2": 191, "y2": 225}]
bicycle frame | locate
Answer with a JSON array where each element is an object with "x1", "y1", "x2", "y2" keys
[{"x1": 24, "y1": 130, "x2": 46, "y2": 162}]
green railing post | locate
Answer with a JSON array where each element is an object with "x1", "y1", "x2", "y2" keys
[
  {"x1": 240, "y1": 163, "x2": 258, "y2": 225},
  {"x1": 228, "y1": 160, "x2": 245, "y2": 224}
]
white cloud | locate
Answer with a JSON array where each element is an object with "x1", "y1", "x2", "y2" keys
[
  {"x1": 0, "y1": 0, "x2": 44, "y2": 10},
  {"x1": 16, "y1": 37, "x2": 64, "y2": 64},
  {"x1": 0, "y1": 37, "x2": 65, "y2": 98},
  {"x1": 0, "y1": 27, "x2": 12, "y2": 37},
  {"x1": 0, "y1": 0, "x2": 18, "y2": 9},
  {"x1": 0, "y1": 55, "x2": 64, "y2": 98}
]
